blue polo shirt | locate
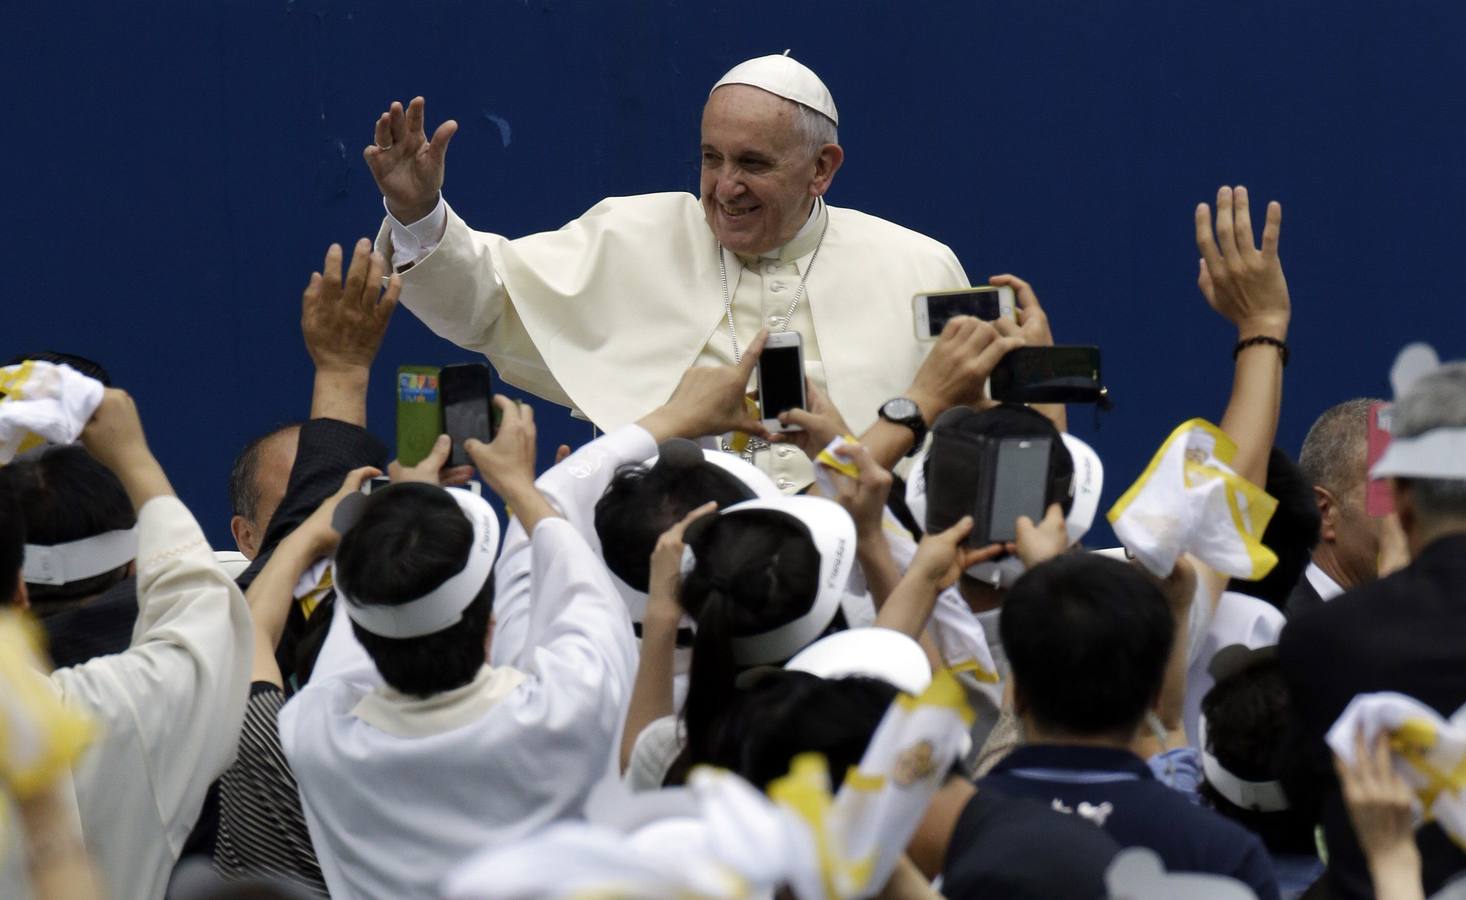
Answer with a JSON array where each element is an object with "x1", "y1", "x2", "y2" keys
[{"x1": 981, "y1": 744, "x2": 1280, "y2": 900}]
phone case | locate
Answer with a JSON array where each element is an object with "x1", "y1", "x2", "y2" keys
[{"x1": 396, "y1": 365, "x2": 444, "y2": 467}]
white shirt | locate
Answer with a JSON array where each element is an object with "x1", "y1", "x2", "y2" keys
[
  {"x1": 280, "y1": 518, "x2": 638, "y2": 899},
  {"x1": 1304, "y1": 561, "x2": 1345, "y2": 603},
  {"x1": 48, "y1": 496, "x2": 252, "y2": 900},
  {"x1": 1182, "y1": 590, "x2": 1286, "y2": 747}
]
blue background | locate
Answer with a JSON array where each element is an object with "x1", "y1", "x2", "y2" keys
[{"x1": 10, "y1": 0, "x2": 1463, "y2": 550}]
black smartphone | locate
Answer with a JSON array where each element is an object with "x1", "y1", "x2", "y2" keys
[
  {"x1": 990, "y1": 346, "x2": 1104, "y2": 405},
  {"x1": 440, "y1": 363, "x2": 495, "y2": 468},
  {"x1": 975, "y1": 436, "x2": 1053, "y2": 545},
  {"x1": 757, "y1": 333, "x2": 807, "y2": 432}
]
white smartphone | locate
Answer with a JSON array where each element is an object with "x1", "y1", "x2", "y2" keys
[
  {"x1": 757, "y1": 332, "x2": 807, "y2": 433},
  {"x1": 912, "y1": 286, "x2": 1016, "y2": 339}
]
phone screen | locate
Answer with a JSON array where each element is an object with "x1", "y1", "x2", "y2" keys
[
  {"x1": 758, "y1": 343, "x2": 805, "y2": 420},
  {"x1": 988, "y1": 437, "x2": 1052, "y2": 543},
  {"x1": 991, "y1": 346, "x2": 1101, "y2": 403},
  {"x1": 441, "y1": 364, "x2": 494, "y2": 468},
  {"x1": 925, "y1": 291, "x2": 1002, "y2": 334}
]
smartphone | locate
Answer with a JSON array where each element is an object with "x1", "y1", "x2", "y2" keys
[
  {"x1": 362, "y1": 475, "x2": 482, "y2": 497},
  {"x1": 441, "y1": 363, "x2": 495, "y2": 468},
  {"x1": 1365, "y1": 402, "x2": 1394, "y2": 518},
  {"x1": 396, "y1": 365, "x2": 443, "y2": 468},
  {"x1": 982, "y1": 436, "x2": 1053, "y2": 544},
  {"x1": 912, "y1": 286, "x2": 1016, "y2": 339},
  {"x1": 758, "y1": 332, "x2": 806, "y2": 432},
  {"x1": 990, "y1": 346, "x2": 1104, "y2": 405}
]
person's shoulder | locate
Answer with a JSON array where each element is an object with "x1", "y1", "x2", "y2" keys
[
  {"x1": 825, "y1": 204, "x2": 959, "y2": 260},
  {"x1": 583, "y1": 192, "x2": 701, "y2": 220}
]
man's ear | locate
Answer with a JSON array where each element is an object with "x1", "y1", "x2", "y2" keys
[
  {"x1": 808, "y1": 143, "x2": 844, "y2": 198},
  {"x1": 231, "y1": 515, "x2": 260, "y2": 561},
  {"x1": 1314, "y1": 485, "x2": 1339, "y2": 543}
]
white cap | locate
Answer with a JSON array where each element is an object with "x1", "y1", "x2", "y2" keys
[
  {"x1": 711, "y1": 51, "x2": 839, "y2": 126},
  {"x1": 786, "y1": 627, "x2": 932, "y2": 695}
]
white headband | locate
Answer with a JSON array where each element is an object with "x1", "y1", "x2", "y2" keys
[
  {"x1": 682, "y1": 495, "x2": 857, "y2": 666},
  {"x1": 785, "y1": 627, "x2": 931, "y2": 695},
  {"x1": 1197, "y1": 716, "x2": 1290, "y2": 813},
  {"x1": 22, "y1": 527, "x2": 138, "y2": 586},
  {"x1": 1370, "y1": 427, "x2": 1466, "y2": 481},
  {"x1": 336, "y1": 487, "x2": 502, "y2": 639}
]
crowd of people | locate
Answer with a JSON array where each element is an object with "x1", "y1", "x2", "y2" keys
[{"x1": 2, "y1": 53, "x2": 1464, "y2": 900}]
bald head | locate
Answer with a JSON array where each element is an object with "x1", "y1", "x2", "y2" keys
[{"x1": 229, "y1": 423, "x2": 302, "y2": 559}]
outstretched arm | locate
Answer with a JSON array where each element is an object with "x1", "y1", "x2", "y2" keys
[{"x1": 1196, "y1": 186, "x2": 1290, "y2": 487}]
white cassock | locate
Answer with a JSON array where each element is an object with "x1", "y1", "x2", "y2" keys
[
  {"x1": 376, "y1": 192, "x2": 969, "y2": 490},
  {"x1": 44, "y1": 497, "x2": 252, "y2": 900},
  {"x1": 279, "y1": 517, "x2": 639, "y2": 900}
]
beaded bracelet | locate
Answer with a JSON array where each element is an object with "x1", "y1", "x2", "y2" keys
[{"x1": 1233, "y1": 335, "x2": 1289, "y2": 367}]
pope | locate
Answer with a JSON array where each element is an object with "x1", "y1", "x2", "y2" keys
[{"x1": 366, "y1": 53, "x2": 974, "y2": 491}]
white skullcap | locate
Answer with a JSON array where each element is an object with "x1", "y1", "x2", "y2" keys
[{"x1": 711, "y1": 51, "x2": 839, "y2": 126}]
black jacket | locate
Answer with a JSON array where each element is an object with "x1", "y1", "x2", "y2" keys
[{"x1": 1278, "y1": 533, "x2": 1466, "y2": 898}]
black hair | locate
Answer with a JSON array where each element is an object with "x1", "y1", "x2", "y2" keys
[
  {"x1": 336, "y1": 483, "x2": 495, "y2": 698},
  {"x1": 0, "y1": 445, "x2": 135, "y2": 603},
  {"x1": 1199, "y1": 656, "x2": 1316, "y2": 855},
  {"x1": 594, "y1": 458, "x2": 753, "y2": 592},
  {"x1": 228, "y1": 422, "x2": 305, "y2": 522},
  {"x1": 0, "y1": 477, "x2": 23, "y2": 605},
  {"x1": 1226, "y1": 447, "x2": 1321, "y2": 611},
  {"x1": 701, "y1": 670, "x2": 899, "y2": 790},
  {"x1": 1001, "y1": 554, "x2": 1173, "y2": 740},
  {"x1": 677, "y1": 511, "x2": 827, "y2": 768},
  {"x1": 3, "y1": 352, "x2": 112, "y2": 386}
]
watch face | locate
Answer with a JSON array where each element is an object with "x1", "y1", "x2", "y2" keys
[{"x1": 884, "y1": 398, "x2": 920, "y2": 421}]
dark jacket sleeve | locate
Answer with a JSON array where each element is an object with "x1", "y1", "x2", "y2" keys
[{"x1": 234, "y1": 418, "x2": 387, "y2": 688}]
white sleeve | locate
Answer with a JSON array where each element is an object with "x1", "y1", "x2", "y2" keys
[
  {"x1": 308, "y1": 593, "x2": 377, "y2": 685},
  {"x1": 489, "y1": 423, "x2": 657, "y2": 667},
  {"x1": 533, "y1": 423, "x2": 658, "y2": 542},
  {"x1": 50, "y1": 496, "x2": 251, "y2": 892},
  {"x1": 516, "y1": 519, "x2": 638, "y2": 713},
  {"x1": 384, "y1": 195, "x2": 450, "y2": 270},
  {"x1": 488, "y1": 517, "x2": 533, "y2": 669}
]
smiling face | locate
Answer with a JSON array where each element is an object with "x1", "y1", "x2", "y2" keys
[{"x1": 699, "y1": 85, "x2": 839, "y2": 256}]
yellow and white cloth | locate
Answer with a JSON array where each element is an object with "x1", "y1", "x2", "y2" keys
[
  {"x1": 444, "y1": 669, "x2": 975, "y2": 900},
  {"x1": 1107, "y1": 419, "x2": 1278, "y2": 580},
  {"x1": 0, "y1": 360, "x2": 104, "y2": 465},
  {"x1": 0, "y1": 611, "x2": 93, "y2": 800},
  {"x1": 1326, "y1": 692, "x2": 1466, "y2": 849}
]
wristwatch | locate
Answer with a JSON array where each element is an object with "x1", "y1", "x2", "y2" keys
[{"x1": 877, "y1": 397, "x2": 927, "y2": 456}]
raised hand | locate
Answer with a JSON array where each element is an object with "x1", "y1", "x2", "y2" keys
[
  {"x1": 1335, "y1": 728, "x2": 1425, "y2": 900},
  {"x1": 647, "y1": 502, "x2": 717, "y2": 621},
  {"x1": 1195, "y1": 186, "x2": 1289, "y2": 337},
  {"x1": 829, "y1": 443, "x2": 893, "y2": 538},
  {"x1": 302, "y1": 239, "x2": 399, "y2": 374},
  {"x1": 639, "y1": 330, "x2": 770, "y2": 442},
  {"x1": 387, "y1": 434, "x2": 475, "y2": 487},
  {"x1": 364, "y1": 97, "x2": 459, "y2": 225},
  {"x1": 81, "y1": 389, "x2": 173, "y2": 508},
  {"x1": 906, "y1": 316, "x2": 1024, "y2": 420},
  {"x1": 1010, "y1": 503, "x2": 1068, "y2": 569},
  {"x1": 774, "y1": 382, "x2": 853, "y2": 457},
  {"x1": 988, "y1": 273, "x2": 1054, "y2": 347}
]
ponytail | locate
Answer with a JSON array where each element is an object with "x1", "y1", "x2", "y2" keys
[{"x1": 682, "y1": 583, "x2": 740, "y2": 766}]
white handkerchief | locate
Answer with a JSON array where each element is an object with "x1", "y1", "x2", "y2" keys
[
  {"x1": 1107, "y1": 419, "x2": 1278, "y2": 580},
  {"x1": 0, "y1": 361, "x2": 105, "y2": 465},
  {"x1": 1326, "y1": 692, "x2": 1466, "y2": 847}
]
